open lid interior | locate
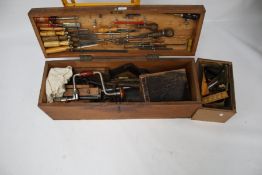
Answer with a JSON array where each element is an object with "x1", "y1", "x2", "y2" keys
[{"x1": 28, "y1": 5, "x2": 205, "y2": 59}]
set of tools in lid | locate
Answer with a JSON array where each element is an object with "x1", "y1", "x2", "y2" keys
[{"x1": 34, "y1": 13, "x2": 200, "y2": 54}]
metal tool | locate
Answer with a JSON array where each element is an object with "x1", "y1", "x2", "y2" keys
[
  {"x1": 113, "y1": 21, "x2": 145, "y2": 25},
  {"x1": 180, "y1": 13, "x2": 200, "y2": 21},
  {"x1": 54, "y1": 71, "x2": 124, "y2": 102},
  {"x1": 137, "y1": 22, "x2": 159, "y2": 31},
  {"x1": 41, "y1": 35, "x2": 69, "y2": 42},
  {"x1": 40, "y1": 31, "x2": 68, "y2": 36},
  {"x1": 40, "y1": 27, "x2": 65, "y2": 31},
  {"x1": 132, "y1": 28, "x2": 175, "y2": 38},
  {"x1": 38, "y1": 23, "x2": 81, "y2": 28},
  {"x1": 207, "y1": 65, "x2": 228, "y2": 90},
  {"x1": 34, "y1": 16, "x2": 78, "y2": 23},
  {"x1": 125, "y1": 14, "x2": 141, "y2": 19}
]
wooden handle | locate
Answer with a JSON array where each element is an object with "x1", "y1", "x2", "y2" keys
[
  {"x1": 187, "y1": 38, "x2": 193, "y2": 51},
  {"x1": 42, "y1": 36, "x2": 68, "y2": 42},
  {"x1": 201, "y1": 72, "x2": 209, "y2": 96},
  {"x1": 37, "y1": 23, "x2": 53, "y2": 27},
  {"x1": 40, "y1": 31, "x2": 56, "y2": 36},
  {"x1": 44, "y1": 40, "x2": 70, "y2": 47},
  {"x1": 97, "y1": 27, "x2": 118, "y2": 33},
  {"x1": 202, "y1": 91, "x2": 229, "y2": 104},
  {"x1": 45, "y1": 46, "x2": 70, "y2": 54},
  {"x1": 40, "y1": 31, "x2": 67, "y2": 36},
  {"x1": 40, "y1": 27, "x2": 65, "y2": 31},
  {"x1": 34, "y1": 17, "x2": 49, "y2": 23},
  {"x1": 56, "y1": 31, "x2": 67, "y2": 36}
]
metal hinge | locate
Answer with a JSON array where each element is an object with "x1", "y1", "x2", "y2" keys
[
  {"x1": 146, "y1": 54, "x2": 160, "y2": 60},
  {"x1": 80, "y1": 55, "x2": 93, "y2": 62}
]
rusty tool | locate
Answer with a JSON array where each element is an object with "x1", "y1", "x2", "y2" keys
[
  {"x1": 137, "y1": 22, "x2": 159, "y2": 31},
  {"x1": 54, "y1": 71, "x2": 124, "y2": 102},
  {"x1": 113, "y1": 21, "x2": 145, "y2": 25},
  {"x1": 34, "y1": 16, "x2": 78, "y2": 23}
]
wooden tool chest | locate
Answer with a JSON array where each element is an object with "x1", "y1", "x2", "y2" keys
[{"x1": 28, "y1": 3, "x2": 236, "y2": 122}]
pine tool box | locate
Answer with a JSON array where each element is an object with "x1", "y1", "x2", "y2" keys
[{"x1": 28, "y1": 0, "x2": 236, "y2": 122}]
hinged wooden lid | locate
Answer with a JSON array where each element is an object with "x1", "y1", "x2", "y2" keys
[{"x1": 28, "y1": 5, "x2": 205, "y2": 59}]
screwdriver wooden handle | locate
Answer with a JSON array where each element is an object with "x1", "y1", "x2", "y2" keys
[
  {"x1": 37, "y1": 23, "x2": 54, "y2": 28},
  {"x1": 40, "y1": 31, "x2": 67, "y2": 36},
  {"x1": 46, "y1": 46, "x2": 70, "y2": 54},
  {"x1": 44, "y1": 41, "x2": 70, "y2": 47},
  {"x1": 34, "y1": 17, "x2": 50, "y2": 23},
  {"x1": 40, "y1": 27, "x2": 65, "y2": 31},
  {"x1": 42, "y1": 35, "x2": 68, "y2": 42}
]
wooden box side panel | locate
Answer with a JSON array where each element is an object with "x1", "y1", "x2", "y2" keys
[
  {"x1": 192, "y1": 108, "x2": 236, "y2": 123},
  {"x1": 38, "y1": 58, "x2": 201, "y2": 120},
  {"x1": 39, "y1": 103, "x2": 201, "y2": 120}
]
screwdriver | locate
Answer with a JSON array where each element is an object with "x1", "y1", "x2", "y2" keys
[
  {"x1": 44, "y1": 40, "x2": 98, "y2": 48},
  {"x1": 44, "y1": 40, "x2": 70, "y2": 48},
  {"x1": 97, "y1": 27, "x2": 124, "y2": 33},
  {"x1": 40, "y1": 31, "x2": 68, "y2": 36},
  {"x1": 34, "y1": 16, "x2": 78, "y2": 23},
  {"x1": 37, "y1": 23, "x2": 80, "y2": 28},
  {"x1": 46, "y1": 46, "x2": 71, "y2": 54},
  {"x1": 41, "y1": 35, "x2": 69, "y2": 42},
  {"x1": 40, "y1": 27, "x2": 65, "y2": 31}
]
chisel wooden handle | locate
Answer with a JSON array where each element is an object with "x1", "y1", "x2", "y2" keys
[
  {"x1": 46, "y1": 46, "x2": 70, "y2": 54},
  {"x1": 44, "y1": 41, "x2": 70, "y2": 47},
  {"x1": 40, "y1": 31, "x2": 67, "y2": 36},
  {"x1": 40, "y1": 27, "x2": 65, "y2": 31},
  {"x1": 42, "y1": 35, "x2": 68, "y2": 42}
]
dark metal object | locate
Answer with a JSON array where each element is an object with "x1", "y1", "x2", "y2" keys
[
  {"x1": 137, "y1": 23, "x2": 159, "y2": 31},
  {"x1": 72, "y1": 49, "x2": 128, "y2": 53},
  {"x1": 140, "y1": 69, "x2": 191, "y2": 102},
  {"x1": 181, "y1": 13, "x2": 200, "y2": 20},
  {"x1": 125, "y1": 14, "x2": 141, "y2": 18},
  {"x1": 109, "y1": 63, "x2": 149, "y2": 78},
  {"x1": 133, "y1": 28, "x2": 175, "y2": 38},
  {"x1": 205, "y1": 64, "x2": 229, "y2": 91}
]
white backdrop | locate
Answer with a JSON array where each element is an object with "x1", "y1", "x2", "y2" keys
[{"x1": 0, "y1": 1, "x2": 262, "y2": 175}]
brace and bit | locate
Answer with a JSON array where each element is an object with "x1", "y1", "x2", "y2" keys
[{"x1": 54, "y1": 71, "x2": 124, "y2": 102}]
